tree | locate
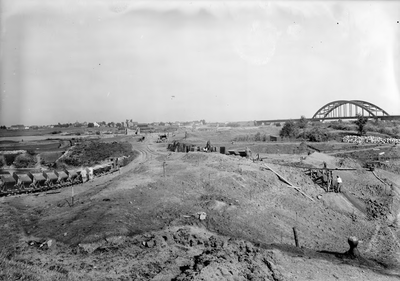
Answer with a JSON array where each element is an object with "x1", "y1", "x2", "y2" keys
[
  {"x1": 88, "y1": 122, "x2": 94, "y2": 128},
  {"x1": 298, "y1": 115, "x2": 308, "y2": 129},
  {"x1": 14, "y1": 153, "x2": 35, "y2": 168},
  {"x1": 279, "y1": 120, "x2": 299, "y2": 139},
  {"x1": 354, "y1": 114, "x2": 368, "y2": 136},
  {"x1": 306, "y1": 127, "x2": 330, "y2": 142}
]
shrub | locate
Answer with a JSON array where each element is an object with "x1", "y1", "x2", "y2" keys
[
  {"x1": 232, "y1": 135, "x2": 251, "y2": 142},
  {"x1": 354, "y1": 114, "x2": 368, "y2": 136},
  {"x1": 305, "y1": 127, "x2": 331, "y2": 142},
  {"x1": 227, "y1": 122, "x2": 240, "y2": 127},
  {"x1": 14, "y1": 154, "x2": 35, "y2": 168},
  {"x1": 3, "y1": 154, "x2": 17, "y2": 166},
  {"x1": 0, "y1": 156, "x2": 5, "y2": 167},
  {"x1": 254, "y1": 132, "x2": 261, "y2": 141},
  {"x1": 329, "y1": 121, "x2": 355, "y2": 131},
  {"x1": 26, "y1": 149, "x2": 36, "y2": 156},
  {"x1": 298, "y1": 116, "x2": 308, "y2": 129},
  {"x1": 275, "y1": 122, "x2": 281, "y2": 127},
  {"x1": 262, "y1": 134, "x2": 268, "y2": 142},
  {"x1": 378, "y1": 127, "x2": 392, "y2": 136},
  {"x1": 61, "y1": 141, "x2": 133, "y2": 166},
  {"x1": 392, "y1": 127, "x2": 400, "y2": 137},
  {"x1": 279, "y1": 121, "x2": 299, "y2": 139}
]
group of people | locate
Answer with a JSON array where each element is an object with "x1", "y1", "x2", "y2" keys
[
  {"x1": 312, "y1": 163, "x2": 343, "y2": 193},
  {"x1": 342, "y1": 135, "x2": 400, "y2": 145}
]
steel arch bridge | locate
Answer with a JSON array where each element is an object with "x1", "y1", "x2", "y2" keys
[{"x1": 312, "y1": 100, "x2": 390, "y2": 120}]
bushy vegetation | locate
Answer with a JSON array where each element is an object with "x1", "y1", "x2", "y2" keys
[
  {"x1": 0, "y1": 251, "x2": 78, "y2": 281},
  {"x1": 14, "y1": 153, "x2": 36, "y2": 168},
  {"x1": 233, "y1": 132, "x2": 269, "y2": 142},
  {"x1": 305, "y1": 127, "x2": 331, "y2": 142},
  {"x1": 0, "y1": 155, "x2": 5, "y2": 167},
  {"x1": 364, "y1": 119, "x2": 400, "y2": 137},
  {"x1": 226, "y1": 122, "x2": 240, "y2": 127},
  {"x1": 328, "y1": 121, "x2": 356, "y2": 131},
  {"x1": 298, "y1": 116, "x2": 308, "y2": 129},
  {"x1": 61, "y1": 141, "x2": 133, "y2": 166},
  {"x1": 354, "y1": 114, "x2": 368, "y2": 136},
  {"x1": 3, "y1": 154, "x2": 17, "y2": 166},
  {"x1": 279, "y1": 120, "x2": 299, "y2": 139}
]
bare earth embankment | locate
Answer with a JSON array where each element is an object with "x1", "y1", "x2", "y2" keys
[{"x1": 1, "y1": 129, "x2": 400, "y2": 280}]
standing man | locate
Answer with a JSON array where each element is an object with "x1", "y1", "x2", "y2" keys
[{"x1": 336, "y1": 175, "x2": 343, "y2": 193}]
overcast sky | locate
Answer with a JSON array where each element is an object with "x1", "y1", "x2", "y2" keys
[{"x1": 1, "y1": 0, "x2": 399, "y2": 126}]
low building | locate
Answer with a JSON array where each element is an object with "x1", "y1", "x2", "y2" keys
[{"x1": 10, "y1": 125, "x2": 25, "y2": 130}]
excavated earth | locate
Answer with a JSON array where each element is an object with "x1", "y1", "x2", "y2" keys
[{"x1": 1, "y1": 131, "x2": 400, "y2": 281}]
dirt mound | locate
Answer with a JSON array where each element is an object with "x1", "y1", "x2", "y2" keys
[
  {"x1": 3, "y1": 135, "x2": 400, "y2": 280},
  {"x1": 320, "y1": 193, "x2": 365, "y2": 217},
  {"x1": 336, "y1": 157, "x2": 363, "y2": 169},
  {"x1": 302, "y1": 152, "x2": 338, "y2": 168},
  {"x1": 181, "y1": 152, "x2": 209, "y2": 163}
]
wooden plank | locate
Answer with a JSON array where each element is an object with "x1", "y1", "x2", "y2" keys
[
  {"x1": 371, "y1": 171, "x2": 389, "y2": 186},
  {"x1": 263, "y1": 164, "x2": 315, "y2": 201}
]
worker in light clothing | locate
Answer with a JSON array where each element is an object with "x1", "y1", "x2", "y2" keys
[{"x1": 336, "y1": 176, "x2": 343, "y2": 193}]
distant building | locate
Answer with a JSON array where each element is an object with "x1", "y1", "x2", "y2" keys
[
  {"x1": 93, "y1": 122, "x2": 100, "y2": 127},
  {"x1": 126, "y1": 120, "x2": 138, "y2": 128},
  {"x1": 10, "y1": 125, "x2": 25, "y2": 130}
]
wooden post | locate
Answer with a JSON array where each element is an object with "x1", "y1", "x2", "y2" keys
[
  {"x1": 293, "y1": 227, "x2": 299, "y2": 247},
  {"x1": 71, "y1": 185, "x2": 74, "y2": 206},
  {"x1": 163, "y1": 162, "x2": 166, "y2": 177}
]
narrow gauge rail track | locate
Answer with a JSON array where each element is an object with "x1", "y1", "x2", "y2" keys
[{"x1": 0, "y1": 157, "x2": 131, "y2": 197}]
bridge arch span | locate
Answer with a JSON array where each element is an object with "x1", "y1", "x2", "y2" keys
[{"x1": 312, "y1": 100, "x2": 389, "y2": 120}]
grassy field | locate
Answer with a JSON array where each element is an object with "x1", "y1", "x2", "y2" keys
[{"x1": 0, "y1": 127, "x2": 121, "y2": 138}]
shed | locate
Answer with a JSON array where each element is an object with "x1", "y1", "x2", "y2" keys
[
  {"x1": 270, "y1": 135, "x2": 278, "y2": 142},
  {"x1": 228, "y1": 150, "x2": 239, "y2": 156}
]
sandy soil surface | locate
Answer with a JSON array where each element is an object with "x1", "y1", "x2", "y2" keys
[{"x1": 1, "y1": 132, "x2": 400, "y2": 280}]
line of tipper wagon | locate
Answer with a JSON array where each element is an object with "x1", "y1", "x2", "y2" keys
[{"x1": 0, "y1": 162, "x2": 122, "y2": 196}]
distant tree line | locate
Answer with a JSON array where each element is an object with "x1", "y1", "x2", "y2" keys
[{"x1": 275, "y1": 114, "x2": 395, "y2": 142}]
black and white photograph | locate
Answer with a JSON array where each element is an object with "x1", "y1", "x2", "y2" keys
[{"x1": 1, "y1": 0, "x2": 400, "y2": 280}]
